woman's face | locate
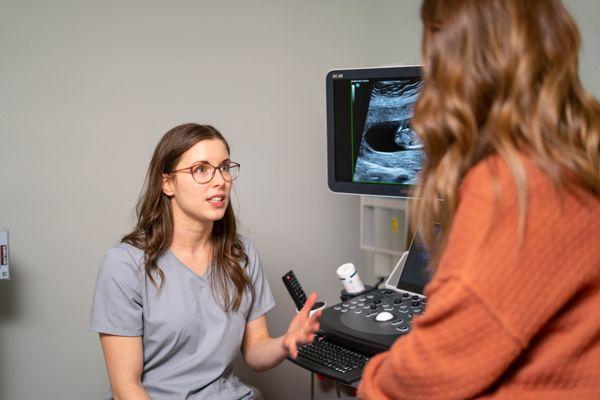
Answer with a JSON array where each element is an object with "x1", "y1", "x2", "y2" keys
[{"x1": 162, "y1": 139, "x2": 232, "y2": 225}]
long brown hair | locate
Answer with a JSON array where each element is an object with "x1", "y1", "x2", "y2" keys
[
  {"x1": 411, "y1": 0, "x2": 600, "y2": 263},
  {"x1": 122, "y1": 123, "x2": 251, "y2": 311}
]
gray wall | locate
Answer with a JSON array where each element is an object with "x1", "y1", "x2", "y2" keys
[
  {"x1": 0, "y1": 1, "x2": 373, "y2": 399},
  {"x1": 367, "y1": 0, "x2": 600, "y2": 96},
  {"x1": 0, "y1": 1, "x2": 598, "y2": 399}
]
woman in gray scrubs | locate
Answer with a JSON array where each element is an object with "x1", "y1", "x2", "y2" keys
[{"x1": 90, "y1": 123, "x2": 321, "y2": 400}]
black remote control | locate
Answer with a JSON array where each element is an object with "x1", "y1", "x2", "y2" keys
[{"x1": 282, "y1": 270, "x2": 308, "y2": 310}]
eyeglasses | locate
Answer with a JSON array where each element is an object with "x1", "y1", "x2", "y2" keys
[{"x1": 169, "y1": 161, "x2": 240, "y2": 184}]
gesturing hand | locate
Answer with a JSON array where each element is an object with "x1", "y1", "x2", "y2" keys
[{"x1": 282, "y1": 292, "x2": 322, "y2": 359}]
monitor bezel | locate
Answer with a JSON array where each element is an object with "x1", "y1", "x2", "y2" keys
[{"x1": 326, "y1": 65, "x2": 423, "y2": 197}]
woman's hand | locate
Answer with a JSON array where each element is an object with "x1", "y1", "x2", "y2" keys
[
  {"x1": 282, "y1": 292, "x2": 322, "y2": 359},
  {"x1": 241, "y1": 293, "x2": 322, "y2": 371}
]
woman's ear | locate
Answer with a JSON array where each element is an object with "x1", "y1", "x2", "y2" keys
[{"x1": 162, "y1": 173, "x2": 175, "y2": 197}]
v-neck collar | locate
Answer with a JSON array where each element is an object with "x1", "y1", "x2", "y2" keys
[{"x1": 166, "y1": 249, "x2": 211, "y2": 281}]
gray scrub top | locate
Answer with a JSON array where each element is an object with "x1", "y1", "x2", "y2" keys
[{"x1": 89, "y1": 236, "x2": 275, "y2": 400}]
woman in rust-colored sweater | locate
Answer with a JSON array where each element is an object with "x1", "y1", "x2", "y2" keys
[{"x1": 358, "y1": 1, "x2": 600, "y2": 399}]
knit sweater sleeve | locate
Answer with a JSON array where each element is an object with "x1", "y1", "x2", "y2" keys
[
  {"x1": 357, "y1": 157, "x2": 600, "y2": 400},
  {"x1": 357, "y1": 276, "x2": 523, "y2": 399}
]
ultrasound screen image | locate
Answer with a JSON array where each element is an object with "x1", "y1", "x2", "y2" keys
[{"x1": 352, "y1": 80, "x2": 424, "y2": 185}]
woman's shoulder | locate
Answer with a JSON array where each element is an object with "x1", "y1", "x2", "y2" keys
[
  {"x1": 235, "y1": 235, "x2": 263, "y2": 273},
  {"x1": 461, "y1": 153, "x2": 599, "y2": 206},
  {"x1": 106, "y1": 242, "x2": 144, "y2": 261},
  {"x1": 462, "y1": 154, "x2": 522, "y2": 190},
  {"x1": 460, "y1": 154, "x2": 556, "y2": 200},
  {"x1": 100, "y1": 242, "x2": 145, "y2": 277},
  {"x1": 456, "y1": 154, "x2": 600, "y2": 247},
  {"x1": 236, "y1": 234, "x2": 258, "y2": 255}
]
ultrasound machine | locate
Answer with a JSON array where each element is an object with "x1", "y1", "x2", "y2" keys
[{"x1": 284, "y1": 66, "x2": 432, "y2": 385}]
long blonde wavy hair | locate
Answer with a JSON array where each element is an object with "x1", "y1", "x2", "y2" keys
[{"x1": 411, "y1": 0, "x2": 600, "y2": 263}]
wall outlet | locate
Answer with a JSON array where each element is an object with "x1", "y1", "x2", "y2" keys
[{"x1": 0, "y1": 230, "x2": 9, "y2": 280}]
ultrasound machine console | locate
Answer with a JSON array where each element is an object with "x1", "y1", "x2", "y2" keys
[
  {"x1": 288, "y1": 236, "x2": 431, "y2": 385},
  {"x1": 287, "y1": 66, "x2": 429, "y2": 384}
]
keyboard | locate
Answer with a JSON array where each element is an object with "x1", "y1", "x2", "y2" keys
[
  {"x1": 289, "y1": 335, "x2": 370, "y2": 384},
  {"x1": 288, "y1": 289, "x2": 427, "y2": 384}
]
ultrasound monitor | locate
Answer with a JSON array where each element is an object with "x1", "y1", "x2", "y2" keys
[{"x1": 326, "y1": 66, "x2": 424, "y2": 197}]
